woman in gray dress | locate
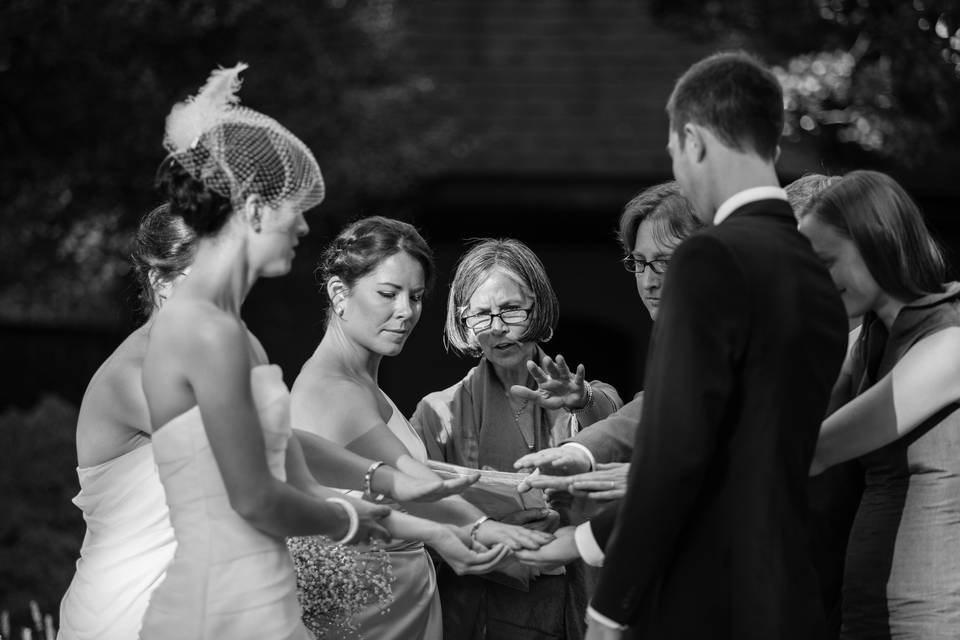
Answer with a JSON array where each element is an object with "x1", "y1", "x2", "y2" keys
[{"x1": 800, "y1": 170, "x2": 960, "y2": 639}]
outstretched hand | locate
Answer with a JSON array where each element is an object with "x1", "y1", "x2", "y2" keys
[
  {"x1": 499, "y1": 507, "x2": 561, "y2": 533},
  {"x1": 392, "y1": 472, "x2": 480, "y2": 503},
  {"x1": 568, "y1": 463, "x2": 629, "y2": 502},
  {"x1": 429, "y1": 526, "x2": 511, "y2": 576},
  {"x1": 510, "y1": 354, "x2": 589, "y2": 412},
  {"x1": 473, "y1": 519, "x2": 555, "y2": 551},
  {"x1": 515, "y1": 447, "x2": 593, "y2": 489},
  {"x1": 522, "y1": 463, "x2": 629, "y2": 503},
  {"x1": 514, "y1": 525, "x2": 580, "y2": 569}
]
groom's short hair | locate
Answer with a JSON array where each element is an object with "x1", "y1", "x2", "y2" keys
[{"x1": 667, "y1": 51, "x2": 783, "y2": 161}]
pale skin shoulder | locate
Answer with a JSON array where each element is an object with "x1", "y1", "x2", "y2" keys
[
  {"x1": 812, "y1": 326, "x2": 960, "y2": 474},
  {"x1": 142, "y1": 300, "x2": 382, "y2": 540},
  {"x1": 290, "y1": 361, "x2": 396, "y2": 453},
  {"x1": 75, "y1": 325, "x2": 153, "y2": 467},
  {"x1": 291, "y1": 353, "x2": 554, "y2": 550}
]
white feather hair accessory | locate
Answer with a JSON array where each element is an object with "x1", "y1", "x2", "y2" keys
[
  {"x1": 161, "y1": 63, "x2": 325, "y2": 213},
  {"x1": 164, "y1": 62, "x2": 248, "y2": 153}
]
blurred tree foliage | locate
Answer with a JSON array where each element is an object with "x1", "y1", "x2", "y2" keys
[
  {"x1": 0, "y1": 0, "x2": 455, "y2": 325},
  {"x1": 0, "y1": 396, "x2": 82, "y2": 623},
  {"x1": 650, "y1": 0, "x2": 960, "y2": 169}
]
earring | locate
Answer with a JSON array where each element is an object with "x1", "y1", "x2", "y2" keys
[
  {"x1": 252, "y1": 217, "x2": 261, "y2": 234},
  {"x1": 542, "y1": 327, "x2": 554, "y2": 343},
  {"x1": 335, "y1": 306, "x2": 344, "y2": 318}
]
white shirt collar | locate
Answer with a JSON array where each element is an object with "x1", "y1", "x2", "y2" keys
[{"x1": 713, "y1": 186, "x2": 788, "y2": 225}]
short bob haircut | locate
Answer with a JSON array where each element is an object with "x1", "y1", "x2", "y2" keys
[
  {"x1": 618, "y1": 181, "x2": 704, "y2": 256},
  {"x1": 801, "y1": 170, "x2": 946, "y2": 301},
  {"x1": 444, "y1": 238, "x2": 559, "y2": 357},
  {"x1": 317, "y1": 215, "x2": 435, "y2": 320},
  {"x1": 784, "y1": 173, "x2": 842, "y2": 220},
  {"x1": 667, "y1": 50, "x2": 783, "y2": 161}
]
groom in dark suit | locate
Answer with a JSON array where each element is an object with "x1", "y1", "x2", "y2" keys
[{"x1": 583, "y1": 51, "x2": 849, "y2": 639}]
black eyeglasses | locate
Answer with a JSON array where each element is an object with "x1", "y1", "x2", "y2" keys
[
  {"x1": 622, "y1": 256, "x2": 669, "y2": 275},
  {"x1": 461, "y1": 307, "x2": 531, "y2": 332}
]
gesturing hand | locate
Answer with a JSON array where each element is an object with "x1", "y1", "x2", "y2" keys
[
  {"x1": 510, "y1": 354, "x2": 589, "y2": 412},
  {"x1": 392, "y1": 472, "x2": 479, "y2": 503}
]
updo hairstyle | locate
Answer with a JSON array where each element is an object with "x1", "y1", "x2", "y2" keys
[
  {"x1": 157, "y1": 119, "x2": 313, "y2": 237},
  {"x1": 317, "y1": 216, "x2": 435, "y2": 315},
  {"x1": 130, "y1": 203, "x2": 197, "y2": 316},
  {"x1": 156, "y1": 156, "x2": 232, "y2": 237}
]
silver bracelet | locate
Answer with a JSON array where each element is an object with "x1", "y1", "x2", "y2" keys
[
  {"x1": 469, "y1": 515, "x2": 491, "y2": 541},
  {"x1": 363, "y1": 460, "x2": 387, "y2": 503},
  {"x1": 565, "y1": 381, "x2": 595, "y2": 415},
  {"x1": 326, "y1": 497, "x2": 359, "y2": 545}
]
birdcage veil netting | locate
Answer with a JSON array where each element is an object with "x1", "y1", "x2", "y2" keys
[{"x1": 163, "y1": 63, "x2": 325, "y2": 217}]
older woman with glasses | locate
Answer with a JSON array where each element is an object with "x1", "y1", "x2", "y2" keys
[{"x1": 411, "y1": 238, "x2": 622, "y2": 640}]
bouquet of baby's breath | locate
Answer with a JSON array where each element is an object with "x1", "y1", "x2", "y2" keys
[{"x1": 286, "y1": 536, "x2": 393, "y2": 639}]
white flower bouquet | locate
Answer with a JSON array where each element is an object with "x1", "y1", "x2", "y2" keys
[{"x1": 286, "y1": 536, "x2": 394, "y2": 639}]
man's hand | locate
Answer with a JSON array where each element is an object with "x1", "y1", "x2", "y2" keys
[
  {"x1": 585, "y1": 618, "x2": 624, "y2": 640},
  {"x1": 499, "y1": 507, "x2": 560, "y2": 532},
  {"x1": 514, "y1": 525, "x2": 579, "y2": 569},
  {"x1": 515, "y1": 446, "x2": 592, "y2": 489},
  {"x1": 520, "y1": 463, "x2": 629, "y2": 503},
  {"x1": 569, "y1": 463, "x2": 629, "y2": 502}
]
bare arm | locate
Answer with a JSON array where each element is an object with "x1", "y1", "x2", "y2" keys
[
  {"x1": 812, "y1": 327, "x2": 960, "y2": 474},
  {"x1": 145, "y1": 308, "x2": 384, "y2": 540},
  {"x1": 294, "y1": 378, "x2": 552, "y2": 550}
]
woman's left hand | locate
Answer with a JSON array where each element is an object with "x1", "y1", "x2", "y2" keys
[
  {"x1": 510, "y1": 353, "x2": 589, "y2": 411},
  {"x1": 429, "y1": 526, "x2": 512, "y2": 576},
  {"x1": 391, "y1": 472, "x2": 479, "y2": 503}
]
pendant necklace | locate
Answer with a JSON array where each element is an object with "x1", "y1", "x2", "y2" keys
[{"x1": 513, "y1": 397, "x2": 535, "y2": 451}]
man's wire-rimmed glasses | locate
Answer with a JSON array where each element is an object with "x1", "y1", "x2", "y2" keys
[
  {"x1": 622, "y1": 256, "x2": 669, "y2": 275},
  {"x1": 461, "y1": 307, "x2": 532, "y2": 332}
]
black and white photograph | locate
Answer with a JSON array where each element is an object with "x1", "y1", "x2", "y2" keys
[{"x1": 2, "y1": 1, "x2": 960, "y2": 639}]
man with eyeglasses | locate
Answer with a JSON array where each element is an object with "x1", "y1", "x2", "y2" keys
[{"x1": 515, "y1": 182, "x2": 703, "y2": 480}]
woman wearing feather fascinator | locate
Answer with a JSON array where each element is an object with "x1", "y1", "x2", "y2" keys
[{"x1": 137, "y1": 64, "x2": 507, "y2": 640}]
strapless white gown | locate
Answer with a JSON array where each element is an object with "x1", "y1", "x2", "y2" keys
[
  {"x1": 58, "y1": 444, "x2": 176, "y2": 640},
  {"x1": 138, "y1": 365, "x2": 311, "y2": 640}
]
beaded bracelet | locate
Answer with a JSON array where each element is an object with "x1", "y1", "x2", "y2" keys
[
  {"x1": 326, "y1": 497, "x2": 359, "y2": 545},
  {"x1": 363, "y1": 460, "x2": 387, "y2": 503},
  {"x1": 469, "y1": 515, "x2": 491, "y2": 541},
  {"x1": 565, "y1": 381, "x2": 595, "y2": 415}
]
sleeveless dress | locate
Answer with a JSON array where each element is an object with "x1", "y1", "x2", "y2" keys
[
  {"x1": 138, "y1": 365, "x2": 312, "y2": 640},
  {"x1": 322, "y1": 394, "x2": 441, "y2": 640},
  {"x1": 841, "y1": 284, "x2": 960, "y2": 639},
  {"x1": 57, "y1": 445, "x2": 176, "y2": 640}
]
